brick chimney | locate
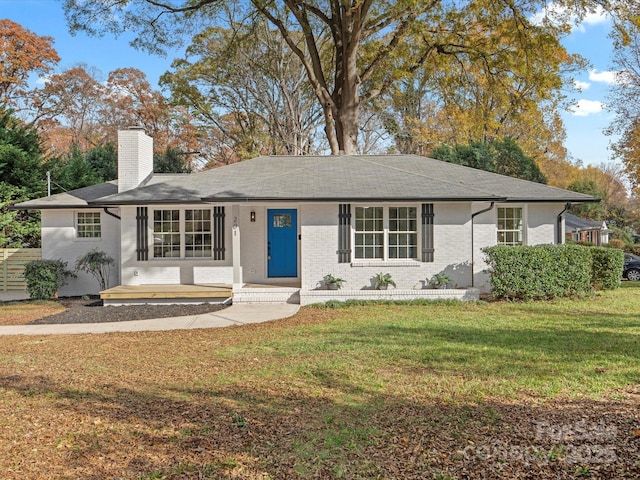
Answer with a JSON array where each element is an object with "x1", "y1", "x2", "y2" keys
[{"x1": 117, "y1": 127, "x2": 153, "y2": 193}]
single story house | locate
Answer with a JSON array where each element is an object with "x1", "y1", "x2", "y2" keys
[
  {"x1": 14, "y1": 128, "x2": 597, "y2": 305},
  {"x1": 564, "y1": 213, "x2": 611, "y2": 246}
]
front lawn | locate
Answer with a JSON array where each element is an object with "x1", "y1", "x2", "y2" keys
[
  {"x1": 0, "y1": 289, "x2": 638, "y2": 479},
  {"x1": 0, "y1": 300, "x2": 64, "y2": 325}
]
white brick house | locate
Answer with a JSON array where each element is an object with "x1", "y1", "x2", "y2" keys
[{"x1": 14, "y1": 129, "x2": 597, "y2": 304}]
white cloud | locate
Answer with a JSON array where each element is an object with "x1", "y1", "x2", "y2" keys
[
  {"x1": 589, "y1": 69, "x2": 620, "y2": 84},
  {"x1": 574, "y1": 80, "x2": 591, "y2": 91},
  {"x1": 530, "y1": 3, "x2": 609, "y2": 32},
  {"x1": 529, "y1": 3, "x2": 566, "y2": 27},
  {"x1": 581, "y1": 6, "x2": 609, "y2": 28},
  {"x1": 36, "y1": 74, "x2": 51, "y2": 85},
  {"x1": 570, "y1": 99, "x2": 605, "y2": 116}
]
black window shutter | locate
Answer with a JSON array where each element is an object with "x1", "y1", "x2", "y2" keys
[
  {"x1": 338, "y1": 204, "x2": 351, "y2": 263},
  {"x1": 136, "y1": 207, "x2": 149, "y2": 261},
  {"x1": 213, "y1": 206, "x2": 225, "y2": 260},
  {"x1": 421, "y1": 203, "x2": 434, "y2": 262}
]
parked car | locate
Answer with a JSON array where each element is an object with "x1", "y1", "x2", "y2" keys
[{"x1": 623, "y1": 253, "x2": 640, "y2": 281}]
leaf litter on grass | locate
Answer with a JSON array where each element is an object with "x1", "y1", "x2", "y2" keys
[{"x1": 0, "y1": 296, "x2": 638, "y2": 478}]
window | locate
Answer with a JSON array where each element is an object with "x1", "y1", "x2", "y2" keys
[
  {"x1": 355, "y1": 207, "x2": 384, "y2": 259},
  {"x1": 152, "y1": 208, "x2": 221, "y2": 259},
  {"x1": 185, "y1": 209, "x2": 212, "y2": 258},
  {"x1": 76, "y1": 211, "x2": 101, "y2": 239},
  {"x1": 273, "y1": 213, "x2": 292, "y2": 228},
  {"x1": 388, "y1": 207, "x2": 418, "y2": 259},
  {"x1": 497, "y1": 207, "x2": 523, "y2": 245},
  {"x1": 354, "y1": 206, "x2": 418, "y2": 260},
  {"x1": 153, "y1": 209, "x2": 180, "y2": 258}
]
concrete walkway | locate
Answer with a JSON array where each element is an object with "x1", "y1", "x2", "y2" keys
[{"x1": 0, "y1": 303, "x2": 300, "y2": 336}]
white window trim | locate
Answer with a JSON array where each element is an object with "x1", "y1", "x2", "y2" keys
[
  {"x1": 151, "y1": 207, "x2": 214, "y2": 260},
  {"x1": 496, "y1": 204, "x2": 527, "y2": 246},
  {"x1": 74, "y1": 210, "x2": 102, "y2": 241},
  {"x1": 351, "y1": 204, "x2": 420, "y2": 263}
]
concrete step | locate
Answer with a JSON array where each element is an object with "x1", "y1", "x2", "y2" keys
[{"x1": 233, "y1": 287, "x2": 300, "y2": 304}]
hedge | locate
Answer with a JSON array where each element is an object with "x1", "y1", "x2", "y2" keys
[
  {"x1": 590, "y1": 247, "x2": 623, "y2": 290},
  {"x1": 483, "y1": 244, "x2": 592, "y2": 300}
]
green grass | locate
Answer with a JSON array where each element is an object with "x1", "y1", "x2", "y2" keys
[
  {"x1": 0, "y1": 287, "x2": 638, "y2": 478},
  {"x1": 207, "y1": 291, "x2": 639, "y2": 401}
]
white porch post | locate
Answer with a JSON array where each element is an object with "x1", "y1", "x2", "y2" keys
[{"x1": 231, "y1": 204, "x2": 243, "y2": 287}]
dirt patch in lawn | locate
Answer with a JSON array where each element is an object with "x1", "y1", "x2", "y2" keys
[{"x1": 0, "y1": 297, "x2": 227, "y2": 326}]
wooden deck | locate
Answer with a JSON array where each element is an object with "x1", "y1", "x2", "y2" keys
[
  {"x1": 100, "y1": 283, "x2": 305, "y2": 305},
  {"x1": 101, "y1": 284, "x2": 232, "y2": 304}
]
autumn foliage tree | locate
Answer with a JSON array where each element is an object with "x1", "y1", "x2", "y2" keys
[
  {"x1": 161, "y1": 21, "x2": 322, "y2": 161},
  {"x1": 607, "y1": 31, "x2": 640, "y2": 189},
  {"x1": 380, "y1": 21, "x2": 577, "y2": 165},
  {"x1": 29, "y1": 65, "x2": 200, "y2": 162},
  {"x1": 30, "y1": 65, "x2": 105, "y2": 152},
  {"x1": 0, "y1": 19, "x2": 59, "y2": 109},
  {"x1": 63, "y1": 0, "x2": 640, "y2": 156}
]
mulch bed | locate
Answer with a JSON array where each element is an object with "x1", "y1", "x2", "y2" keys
[{"x1": 28, "y1": 296, "x2": 228, "y2": 325}]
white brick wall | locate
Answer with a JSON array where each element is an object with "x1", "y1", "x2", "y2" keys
[
  {"x1": 528, "y1": 203, "x2": 563, "y2": 245},
  {"x1": 117, "y1": 128, "x2": 153, "y2": 192},
  {"x1": 119, "y1": 205, "x2": 234, "y2": 286},
  {"x1": 299, "y1": 202, "x2": 565, "y2": 294},
  {"x1": 41, "y1": 209, "x2": 121, "y2": 296},
  {"x1": 239, "y1": 205, "x2": 268, "y2": 283},
  {"x1": 300, "y1": 202, "x2": 475, "y2": 291},
  {"x1": 44, "y1": 200, "x2": 564, "y2": 295},
  {"x1": 471, "y1": 202, "x2": 566, "y2": 290}
]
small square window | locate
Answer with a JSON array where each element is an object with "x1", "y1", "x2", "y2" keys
[{"x1": 76, "y1": 212, "x2": 101, "y2": 239}]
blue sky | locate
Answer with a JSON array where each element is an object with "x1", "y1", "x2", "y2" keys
[{"x1": 2, "y1": 0, "x2": 621, "y2": 166}]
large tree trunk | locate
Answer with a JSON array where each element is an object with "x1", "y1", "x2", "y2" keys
[
  {"x1": 323, "y1": 104, "x2": 341, "y2": 155},
  {"x1": 335, "y1": 98, "x2": 359, "y2": 155},
  {"x1": 332, "y1": 5, "x2": 361, "y2": 156}
]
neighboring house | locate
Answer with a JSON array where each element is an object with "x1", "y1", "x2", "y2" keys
[
  {"x1": 565, "y1": 213, "x2": 611, "y2": 246},
  {"x1": 13, "y1": 128, "x2": 597, "y2": 304}
]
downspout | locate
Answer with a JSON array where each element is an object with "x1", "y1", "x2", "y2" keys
[
  {"x1": 556, "y1": 203, "x2": 570, "y2": 244},
  {"x1": 470, "y1": 202, "x2": 495, "y2": 288},
  {"x1": 103, "y1": 207, "x2": 121, "y2": 220},
  {"x1": 102, "y1": 207, "x2": 122, "y2": 288}
]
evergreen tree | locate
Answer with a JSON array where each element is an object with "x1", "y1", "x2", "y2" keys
[
  {"x1": 431, "y1": 138, "x2": 547, "y2": 184},
  {"x1": 154, "y1": 147, "x2": 192, "y2": 174},
  {"x1": 50, "y1": 145, "x2": 101, "y2": 192},
  {"x1": 0, "y1": 108, "x2": 46, "y2": 247},
  {"x1": 86, "y1": 143, "x2": 118, "y2": 182}
]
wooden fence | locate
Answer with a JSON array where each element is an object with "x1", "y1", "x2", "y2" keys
[{"x1": 1, "y1": 249, "x2": 41, "y2": 292}]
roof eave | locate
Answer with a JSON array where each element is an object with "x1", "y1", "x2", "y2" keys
[
  {"x1": 198, "y1": 195, "x2": 506, "y2": 203},
  {"x1": 504, "y1": 197, "x2": 600, "y2": 203}
]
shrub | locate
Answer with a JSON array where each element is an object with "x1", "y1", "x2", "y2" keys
[
  {"x1": 24, "y1": 259, "x2": 75, "y2": 300},
  {"x1": 609, "y1": 225, "x2": 634, "y2": 245},
  {"x1": 483, "y1": 244, "x2": 592, "y2": 300},
  {"x1": 625, "y1": 245, "x2": 640, "y2": 257},
  {"x1": 590, "y1": 247, "x2": 623, "y2": 290},
  {"x1": 607, "y1": 238, "x2": 625, "y2": 249},
  {"x1": 76, "y1": 249, "x2": 114, "y2": 291}
]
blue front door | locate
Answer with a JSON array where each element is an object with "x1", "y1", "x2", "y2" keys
[{"x1": 267, "y1": 209, "x2": 298, "y2": 277}]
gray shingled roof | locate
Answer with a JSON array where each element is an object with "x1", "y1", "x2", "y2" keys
[
  {"x1": 15, "y1": 155, "x2": 598, "y2": 208},
  {"x1": 12, "y1": 181, "x2": 119, "y2": 209},
  {"x1": 565, "y1": 213, "x2": 608, "y2": 231},
  {"x1": 11, "y1": 174, "x2": 188, "y2": 210}
]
